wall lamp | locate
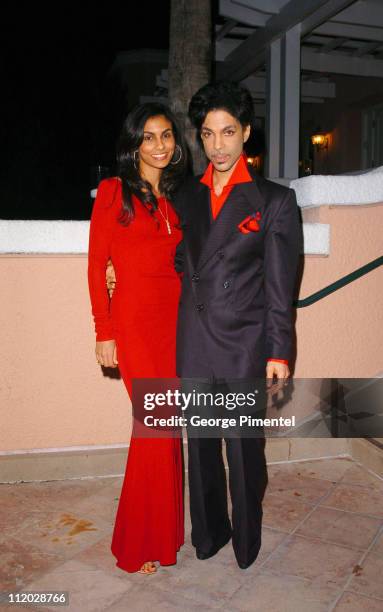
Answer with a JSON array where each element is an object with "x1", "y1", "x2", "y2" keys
[
  {"x1": 246, "y1": 156, "x2": 261, "y2": 169},
  {"x1": 311, "y1": 133, "x2": 329, "y2": 151}
]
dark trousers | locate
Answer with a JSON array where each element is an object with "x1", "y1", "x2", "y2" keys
[{"x1": 185, "y1": 379, "x2": 268, "y2": 567}]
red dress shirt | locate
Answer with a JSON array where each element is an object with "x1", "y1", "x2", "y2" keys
[
  {"x1": 200, "y1": 154, "x2": 288, "y2": 367},
  {"x1": 200, "y1": 153, "x2": 252, "y2": 219}
]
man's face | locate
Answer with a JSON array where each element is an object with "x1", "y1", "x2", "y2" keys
[{"x1": 200, "y1": 109, "x2": 250, "y2": 174}]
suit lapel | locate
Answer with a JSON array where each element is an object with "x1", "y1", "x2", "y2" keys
[
  {"x1": 185, "y1": 182, "x2": 211, "y2": 270},
  {"x1": 197, "y1": 177, "x2": 265, "y2": 270}
]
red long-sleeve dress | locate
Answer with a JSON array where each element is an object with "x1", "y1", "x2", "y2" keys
[{"x1": 87, "y1": 177, "x2": 184, "y2": 572}]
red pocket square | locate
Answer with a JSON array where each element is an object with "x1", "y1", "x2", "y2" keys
[{"x1": 238, "y1": 212, "x2": 261, "y2": 234}]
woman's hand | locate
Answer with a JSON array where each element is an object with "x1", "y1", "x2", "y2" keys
[
  {"x1": 96, "y1": 340, "x2": 118, "y2": 368},
  {"x1": 106, "y1": 259, "x2": 116, "y2": 298}
]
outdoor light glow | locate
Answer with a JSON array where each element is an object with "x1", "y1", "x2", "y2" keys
[{"x1": 311, "y1": 133, "x2": 329, "y2": 149}]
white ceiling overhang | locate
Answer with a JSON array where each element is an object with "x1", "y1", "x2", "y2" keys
[{"x1": 217, "y1": 0, "x2": 383, "y2": 80}]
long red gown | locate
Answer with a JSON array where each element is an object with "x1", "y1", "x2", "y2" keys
[{"x1": 87, "y1": 177, "x2": 184, "y2": 572}]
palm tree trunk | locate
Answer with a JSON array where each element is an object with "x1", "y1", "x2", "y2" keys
[{"x1": 168, "y1": 0, "x2": 212, "y2": 174}]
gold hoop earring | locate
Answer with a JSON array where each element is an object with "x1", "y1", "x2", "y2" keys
[
  {"x1": 133, "y1": 150, "x2": 139, "y2": 169},
  {"x1": 170, "y1": 144, "x2": 182, "y2": 165}
]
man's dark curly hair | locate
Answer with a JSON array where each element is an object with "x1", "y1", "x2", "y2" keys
[{"x1": 188, "y1": 81, "x2": 255, "y2": 131}]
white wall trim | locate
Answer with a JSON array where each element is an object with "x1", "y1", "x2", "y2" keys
[
  {"x1": 290, "y1": 166, "x2": 383, "y2": 207},
  {"x1": 0, "y1": 220, "x2": 330, "y2": 256},
  {"x1": 303, "y1": 223, "x2": 330, "y2": 255},
  {"x1": 3, "y1": 168, "x2": 382, "y2": 255}
]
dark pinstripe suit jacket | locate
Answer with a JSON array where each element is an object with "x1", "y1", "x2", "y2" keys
[{"x1": 174, "y1": 167, "x2": 301, "y2": 379}]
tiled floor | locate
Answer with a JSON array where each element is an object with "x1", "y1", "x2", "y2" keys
[{"x1": 1, "y1": 457, "x2": 383, "y2": 611}]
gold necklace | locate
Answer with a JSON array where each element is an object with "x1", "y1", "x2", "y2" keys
[{"x1": 157, "y1": 198, "x2": 172, "y2": 234}]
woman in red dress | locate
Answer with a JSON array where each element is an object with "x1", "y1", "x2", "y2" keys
[{"x1": 87, "y1": 103, "x2": 188, "y2": 574}]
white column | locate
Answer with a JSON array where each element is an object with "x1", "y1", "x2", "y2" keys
[
  {"x1": 279, "y1": 23, "x2": 301, "y2": 179},
  {"x1": 265, "y1": 38, "x2": 281, "y2": 178}
]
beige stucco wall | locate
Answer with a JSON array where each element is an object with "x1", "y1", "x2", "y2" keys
[
  {"x1": 0, "y1": 255, "x2": 131, "y2": 452},
  {"x1": 0, "y1": 203, "x2": 382, "y2": 452},
  {"x1": 295, "y1": 203, "x2": 383, "y2": 378}
]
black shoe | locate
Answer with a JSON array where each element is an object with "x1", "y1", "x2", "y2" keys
[
  {"x1": 235, "y1": 539, "x2": 262, "y2": 570},
  {"x1": 195, "y1": 531, "x2": 232, "y2": 560},
  {"x1": 237, "y1": 559, "x2": 254, "y2": 570}
]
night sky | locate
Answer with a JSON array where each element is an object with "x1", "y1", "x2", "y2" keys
[{"x1": 0, "y1": 2, "x2": 171, "y2": 220}]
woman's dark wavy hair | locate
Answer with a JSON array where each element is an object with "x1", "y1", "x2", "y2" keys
[
  {"x1": 116, "y1": 102, "x2": 188, "y2": 225},
  {"x1": 188, "y1": 80, "x2": 255, "y2": 132}
]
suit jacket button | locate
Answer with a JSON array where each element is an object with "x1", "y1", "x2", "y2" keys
[
  {"x1": 191, "y1": 273, "x2": 200, "y2": 282},
  {"x1": 223, "y1": 280, "x2": 230, "y2": 289},
  {"x1": 196, "y1": 303, "x2": 204, "y2": 312}
]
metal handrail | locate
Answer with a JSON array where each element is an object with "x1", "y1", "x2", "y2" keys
[{"x1": 294, "y1": 256, "x2": 383, "y2": 308}]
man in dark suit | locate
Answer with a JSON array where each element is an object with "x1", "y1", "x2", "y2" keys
[{"x1": 174, "y1": 81, "x2": 300, "y2": 569}]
